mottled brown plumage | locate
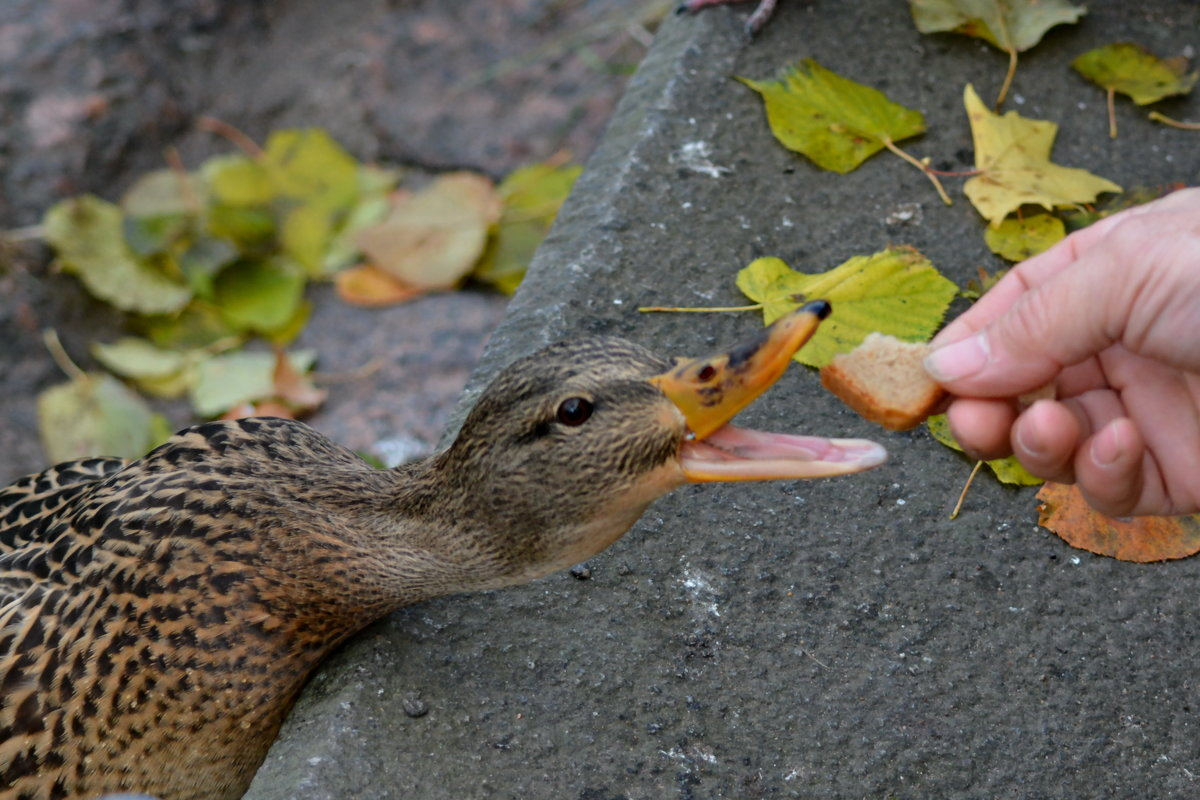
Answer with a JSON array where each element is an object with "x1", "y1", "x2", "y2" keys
[{"x1": 0, "y1": 309, "x2": 885, "y2": 800}]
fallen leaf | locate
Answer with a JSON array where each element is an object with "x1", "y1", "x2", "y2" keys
[
  {"x1": 1037, "y1": 482, "x2": 1200, "y2": 562},
  {"x1": 37, "y1": 371, "x2": 158, "y2": 462},
  {"x1": 910, "y1": 0, "x2": 1085, "y2": 105},
  {"x1": 212, "y1": 257, "x2": 306, "y2": 335},
  {"x1": 262, "y1": 128, "x2": 360, "y2": 211},
  {"x1": 962, "y1": 84, "x2": 1121, "y2": 226},
  {"x1": 356, "y1": 172, "x2": 502, "y2": 289},
  {"x1": 1060, "y1": 184, "x2": 1186, "y2": 232},
  {"x1": 983, "y1": 212, "x2": 1065, "y2": 261},
  {"x1": 335, "y1": 263, "x2": 424, "y2": 306},
  {"x1": 927, "y1": 413, "x2": 1041, "y2": 485},
  {"x1": 189, "y1": 349, "x2": 316, "y2": 418},
  {"x1": 92, "y1": 337, "x2": 187, "y2": 380},
  {"x1": 322, "y1": 164, "x2": 402, "y2": 275},
  {"x1": 43, "y1": 195, "x2": 192, "y2": 315},
  {"x1": 474, "y1": 161, "x2": 582, "y2": 294},
  {"x1": 736, "y1": 247, "x2": 958, "y2": 368},
  {"x1": 1072, "y1": 43, "x2": 1198, "y2": 105},
  {"x1": 961, "y1": 265, "x2": 1008, "y2": 299},
  {"x1": 272, "y1": 349, "x2": 327, "y2": 414},
  {"x1": 736, "y1": 59, "x2": 927, "y2": 174},
  {"x1": 909, "y1": 0, "x2": 1084, "y2": 53}
]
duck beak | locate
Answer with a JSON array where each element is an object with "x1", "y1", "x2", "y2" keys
[{"x1": 650, "y1": 300, "x2": 888, "y2": 482}]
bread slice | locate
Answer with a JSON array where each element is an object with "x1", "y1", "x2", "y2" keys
[{"x1": 820, "y1": 333, "x2": 945, "y2": 431}]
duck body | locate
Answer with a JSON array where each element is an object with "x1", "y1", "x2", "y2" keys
[{"x1": 1, "y1": 307, "x2": 886, "y2": 800}]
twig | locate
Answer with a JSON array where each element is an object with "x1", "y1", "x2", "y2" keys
[
  {"x1": 1106, "y1": 86, "x2": 1117, "y2": 139},
  {"x1": 949, "y1": 460, "x2": 985, "y2": 520},
  {"x1": 42, "y1": 329, "x2": 87, "y2": 381},
  {"x1": 1, "y1": 225, "x2": 45, "y2": 242},
  {"x1": 881, "y1": 139, "x2": 952, "y2": 206},
  {"x1": 196, "y1": 116, "x2": 264, "y2": 159},
  {"x1": 312, "y1": 356, "x2": 386, "y2": 385},
  {"x1": 1148, "y1": 111, "x2": 1200, "y2": 130},
  {"x1": 638, "y1": 303, "x2": 764, "y2": 313}
]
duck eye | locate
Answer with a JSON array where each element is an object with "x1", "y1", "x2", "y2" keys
[{"x1": 556, "y1": 397, "x2": 593, "y2": 426}]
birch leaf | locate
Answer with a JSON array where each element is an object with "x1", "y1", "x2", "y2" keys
[
  {"x1": 736, "y1": 59, "x2": 926, "y2": 174},
  {"x1": 909, "y1": 0, "x2": 1084, "y2": 53},
  {"x1": 1038, "y1": 483, "x2": 1200, "y2": 562},
  {"x1": 983, "y1": 213, "x2": 1065, "y2": 261}
]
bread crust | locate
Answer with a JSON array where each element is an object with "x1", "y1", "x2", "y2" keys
[{"x1": 820, "y1": 333, "x2": 946, "y2": 431}]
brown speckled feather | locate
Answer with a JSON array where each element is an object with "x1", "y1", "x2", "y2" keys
[{"x1": 0, "y1": 338, "x2": 688, "y2": 800}]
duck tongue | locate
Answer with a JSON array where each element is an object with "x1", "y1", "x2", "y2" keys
[{"x1": 649, "y1": 300, "x2": 887, "y2": 483}]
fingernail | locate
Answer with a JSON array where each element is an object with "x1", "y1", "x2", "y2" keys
[
  {"x1": 1015, "y1": 419, "x2": 1048, "y2": 459},
  {"x1": 924, "y1": 333, "x2": 989, "y2": 382},
  {"x1": 1091, "y1": 423, "x2": 1125, "y2": 467}
]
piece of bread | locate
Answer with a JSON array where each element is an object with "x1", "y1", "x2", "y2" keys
[{"x1": 819, "y1": 333, "x2": 946, "y2": 431}]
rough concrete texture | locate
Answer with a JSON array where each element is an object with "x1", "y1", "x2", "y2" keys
[{"x1": 248, "y1": 3, "x2": 1200, "y2": 799}]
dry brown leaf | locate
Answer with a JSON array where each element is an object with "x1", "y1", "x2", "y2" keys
[
  {"x1": 335, "y1": 263, "x2": 425, "y2": 307},
  {"x1": 272, "y1": 349, "x2": 327, "y2": 414},
  {"x1": 1037, "y1": 483, "x2": 1200, "y2": 562},
  {"x1": 355, "y1": 172, "x2": 502, "y2": 289}
]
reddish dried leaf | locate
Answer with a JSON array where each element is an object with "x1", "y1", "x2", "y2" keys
[
  {"x1": 220, "y1": 401, "x2": 297, "y2": 420},
  {"x1": 1037, "y1": 482, "x2": 1200, "y2": 562},
  {"x1": 272, "y1": 350, "x2": 327, "y2": 414},
  {"x1": 335, "y1": 263, "x2": 425, "y2": 307}
]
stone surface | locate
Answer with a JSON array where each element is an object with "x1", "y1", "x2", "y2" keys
[{"x1": 248, "y1": 3, "x2": 1200, "y2": 800}]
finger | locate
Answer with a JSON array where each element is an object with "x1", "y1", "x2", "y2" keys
[
  {"x1": 945, "y1": 397, "x2": 1017, "y2": 460},
  {"x1": 1074, "y1": 418, "x2": 1146, "y2": 517},
  {"x1": 1011, "y1": 400, "x2": 1082, "y2": 484}
]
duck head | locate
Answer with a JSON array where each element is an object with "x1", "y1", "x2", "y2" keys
[{"x1": 428, "y1": 301, "x2": 886, "y2": 587}]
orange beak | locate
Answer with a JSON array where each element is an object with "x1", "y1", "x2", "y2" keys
[{"x1": 650, "y1": 300, "x2": 887, "y2": 482}]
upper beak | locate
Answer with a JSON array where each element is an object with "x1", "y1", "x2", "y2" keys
[{"x1": 650, "y1": 300, "x2": 888, "y2": 482}]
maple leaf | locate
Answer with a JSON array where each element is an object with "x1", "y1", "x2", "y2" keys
[
  {"x1": 736, "y1": 60, "x2": 949, "y2": 203},
  {"x1": 962, "y1": 84, "x2": 1121, "y2": 226},
  {"x1": 1038, "y1": 483, "x2": 1200, "y2": 562},
  {"x1": 910, "y1": 0, "x2": 1085, "y2": 107},
  {"x1": 982, "y1": 212, "x2": 1065, "y2": 261},
  {"x1": 1072, "y1": 43, "x2": 1198, "y2": 138},
  {"x1": 736, "y1": 247, "x2": 958, "y2": 368}
]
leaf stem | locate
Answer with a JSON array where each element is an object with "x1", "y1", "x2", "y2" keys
[
  {"x1": 638, "y1": 303, "x2": 764, "y2": 313},
  {"x1": 881, "y1": 139, "x2": 952, "y2": 206},
  {"x1": 196, "y1": 116, "x2": 265, "y2": 159},
  {"x1": 1148, "y1": 111, "x2": 1200, "y2": 130},
  {"x1": 1106, "y1": 86, "x2": 1117, "y2": 139},
  {"x1": 42, "y1": 328, "x2": 87, "y2": 382},
  {"x1": 1, "y1": 224, "x2": 45, "y2": 242},
  {"x1": 949, "y1": 459, "x2": 985, "y2": 520}
]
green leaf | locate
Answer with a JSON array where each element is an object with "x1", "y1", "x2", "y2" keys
[
  {"x1": 121, "y1": 169, "x2": 208, "y2": 217},
  {"x1": 204, "y1": 155, "x2": 274, "y2": 206},
  {"x1": 322, "y1": 165, "x2": 402, "y2": 275},
  {"x1": 212, "y1": 257, "x2": 306, "y2": 335},
  {"x1": 1072, "y1": 43, "x2": 1198, "y2": 105},
  {"x1": 983, "y1": 213, "x2": 1065, "y2": 261},
  {"x1": 92, "y1": 338, "x2": 187, "y2": 380},
  {"x1": 178, "y1": 234, "x2": 241, "y2": 298},
  {"x1": 736, "y1": 247, "x2": 958, "y2": 368},
  {"x1": 962, "y1": 85, "x2": 1122, "y2": 225},
  {"x1": 736, "y1": 59, "x2": 926, "y2": 174},
  {"x1": 43, "y1": 195, "x2": 192, "y2": 315},
  {"x1": 37, "y1": 372, "x2": 157, "y2": 463},
  {"x1": 189, "y1": 349, "x2": 316, "y2": 417},
  {"x1": 138, "y1": 304, "x2": 241, "y2": 351},
  {"x1": 280, "y1": 203, "x2": 334, "y2": 276},
  {"x1": 909, "y1": 0, "x2": 1085, "y2": 54},
  {"x1": 206, "y1": 203, "x2": 276, "y2": 248},
  {"x1": 263, "y1": 128, "x2": 360, "y2": 211},
  {"x1": 927, "y1": 414, "x2": 1042, "y2": 485},
  {"x1": 474, "y1": 161, "x2": 581, "y2": 294}
]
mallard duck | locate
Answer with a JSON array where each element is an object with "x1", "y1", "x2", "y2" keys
[{"x1": 0, "y1": 300, "x2": 885, "y2": 800}]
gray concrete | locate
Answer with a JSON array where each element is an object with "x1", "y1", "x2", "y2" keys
[{"x1": 247, "y1": 3, "x2": 1200, "y2": 798}]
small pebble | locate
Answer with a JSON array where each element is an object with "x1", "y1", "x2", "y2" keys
[
  {"x1": 569, "y1": 562, "x2": 592, "y2": 580},
  {"x1": 402, "y1": 697, "x2": 429, "y2": 718}
]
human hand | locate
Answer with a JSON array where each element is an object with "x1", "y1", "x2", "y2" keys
[{"x1": 925, "y1": 187, "x2": 1200, "y2": 517}]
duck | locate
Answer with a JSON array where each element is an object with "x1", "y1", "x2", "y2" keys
[{"x1": 0, "y1": 300, "x2": 886, "y2": 800}]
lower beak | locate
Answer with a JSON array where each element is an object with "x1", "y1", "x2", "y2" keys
[{"x1": 650, "y1": 300, "x2": 887, "y2": 482}]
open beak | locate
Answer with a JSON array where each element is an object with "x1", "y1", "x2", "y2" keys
[{"x1": 650, "y1": 300, "x2": 888, "y2": 482}]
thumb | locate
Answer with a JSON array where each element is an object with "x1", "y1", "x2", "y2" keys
[{"x1": 924, "y1": 255, "x2": 1118, "y2": 397}]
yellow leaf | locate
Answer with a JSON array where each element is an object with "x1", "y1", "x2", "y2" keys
[
  {"x1": 335, "y1": 264, "x2": 425, "y2": 307},
  {"x1": 910, "y1": 0, "x2": 1084, "y2": 54},
  {"x1": 926, "y1": 414, "x2": 1041, "y2": 485},
  {"x1": 736, "y1": 247, "x2": 958, "y2": 368},
  {"x1": 982, "y1": 213, "x2": 1065, "y2": 261},
  {"x1": 1072, "y1": 43, "x2": 1198, "y2": 106},
  {"x1": 962, "y1": 84, "x2": 1121, "y2": 226},
  {"x1": 736, "y1": 59, "x2": 926, "y2": 174}
]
